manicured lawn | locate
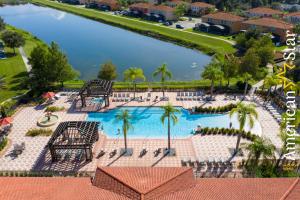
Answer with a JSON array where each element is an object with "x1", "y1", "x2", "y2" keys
[
  {"x1": 31, "y1": 0, "x2": 235, "y2": 55},
  {"x1": 0, "y1": 48, "x2": 27, "y2": 103},
  {"x1": 0, "y1": 26, "x2": 44, "y2": 103}
]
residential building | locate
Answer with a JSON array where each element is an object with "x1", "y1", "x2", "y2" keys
[
  {"x1": 190, "y1": 2, "x2": 214, "y2": 16},
  {"x1": 97, "y1": 0, "x2": 120, "y2": 10},
  {"x1": 245, "y1": 7, "x2": 283, "y2": 18},
  {"x1": 202, "y1": 12, "x2": 245, "y2": 34},
  {"x1": 284, "y1": 12, "x2": 300, "y2": 24},
  {"x1": 129, "y1": 3, "x2": 153, "y2": 14},
  {"x1": 165, "y1": 0, "x2": 190, "y2": 9},
  {"x1": 149, "y1": 5, "x2": 177, "y2": 21},
  {"x1": 0, "y1": 167, "x2": 299, "y2": 200},
  {"x1": 241, "y1": 18, "x2": 294, "y2": 43}
]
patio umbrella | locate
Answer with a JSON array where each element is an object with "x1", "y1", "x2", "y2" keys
[
  {"x1": 42, "y1": 92, "x2": 55, "y2": 99},
  {"x1": 0, "y1": 117, "x2": 13, "y2": 126}
]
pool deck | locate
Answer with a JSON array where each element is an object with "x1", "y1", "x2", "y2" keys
[{"x1": 0, "y1": 92, "x2": 283, "y2": 173}]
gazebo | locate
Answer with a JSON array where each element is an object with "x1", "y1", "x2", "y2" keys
[
  {"x1": 79, "y1": 79, "x2": 113, "y2": 107},
  {"x1": 48, "y1": 121, "x2": 99, "y2": 162}
]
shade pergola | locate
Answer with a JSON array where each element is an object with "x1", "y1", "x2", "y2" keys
[
  {"x1": 79, "y1": 79, "x2": 113, "y2": 107},
  {"x1": 48, "y1": 121, "x2": 99, "y2": 162}
]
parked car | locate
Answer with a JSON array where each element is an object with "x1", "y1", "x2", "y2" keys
[
  {"x1": 176, "y1": 24, "x2": 184, "y2": 29},
  {"x1": 163, "y1": 21, "x2": 171, "y2": 26}
]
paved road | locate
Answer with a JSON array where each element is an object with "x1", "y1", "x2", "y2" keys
[{"x1": 19, "y1": 47, "x2": 31, "y2": 72}]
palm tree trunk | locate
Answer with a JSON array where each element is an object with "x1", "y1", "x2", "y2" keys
[
  {"x1": 168, "y1": 116, "x2": 171, "y2": 151},
  {"x1": 243, "y1": 81, "x2": 248, "y2": 99},
  {"x1": 13, "y1": 47, "x2": 16, "y2": 55},
  {"x1": 162, "y1": 81, "x2": 165, "y2": 98},
  {"x1": 227, "y1": 79, "x2": 230, "y2": 88},
  {"x1": 133, "y1": 81, "x2": 136, "y2": 99},
  {"x1": 124, "y1": 127, "x2": 127, "y2": 151},
  {"x1": 210, "y1": 80, "x2": 214, "y2": 98},
  {"x1": 235, "y1": 134, "x2": 242, "y2": 155}
]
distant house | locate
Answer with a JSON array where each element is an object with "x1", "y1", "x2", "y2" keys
[
  {"x1": 190, "y1": 2, "x2": 214, "y2": 17},
  {"x1": 245, "y1": 7, "x2": 283, "y2": 18},
  {"x1": 241, "y1": 18, "x2": 294, "y2": 43},
  {"x1": 129, "y1": 3, "x2": 153, "y2": 14},
  {"x1": 284, "y1": 12, "x2": 300, "y2": 24},
  {"x1": 202, "y1": 12, "x2": 245, "y2": 34},
  {"x1": 165, "y1": 0, "x2": 190, "y2": 9},
  {"x1": 97, "y1": 0, "x2": 120, "y2": 11},
  {"x1": 149, "y1": 5, "x2": 177, "y2": 21}
]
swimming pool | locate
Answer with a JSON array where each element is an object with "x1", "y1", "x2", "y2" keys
[{"x1": 87, "y1": 107, "x2": 262, "y2": 138}]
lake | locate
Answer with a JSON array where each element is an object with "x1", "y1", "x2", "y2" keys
[{"x1": 0, "y1": 4, "x2": 211, "y2": 80}]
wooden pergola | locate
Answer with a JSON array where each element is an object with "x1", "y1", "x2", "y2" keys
[
  {"x1": 79, "y1": 79, "x2": 113, "y2": 107},
  {"x1": 48, "y1": 121, "x2": 99, "y2": 162}
]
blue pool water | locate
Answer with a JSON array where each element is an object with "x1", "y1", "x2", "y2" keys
[{"x1": 87, "y1": 107, "x2": 262, "y2": 138}]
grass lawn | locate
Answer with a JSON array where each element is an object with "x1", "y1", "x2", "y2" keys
[
  {"x1": 185, "y1": 28, "x2": 235, "y2": 42},
  {"x1": 0, "y1": 26, "x2": 44, "y2": 103},
  {"x1": 0, "y1": 48, "x2": 27, "y2": 103},
  {"x1": 31, "y1": 0, "x2": 235, "y2": 55}
]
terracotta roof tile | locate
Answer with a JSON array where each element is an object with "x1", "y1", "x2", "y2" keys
[
  {"x1": 248, "y1": 7, "x2": 282, "y2": 15},
  {"x1": 202, "y1": 12, "x2": 245, "y2": 22},
  {"x1": 285, "y1": 12, "x2": 300, "y2": 17},
  {"x1": 243, "y1": 18, "x2": 294, "y2": 29},
  {"x1": 151, "y1": 5, "x2": 175, "y2": 12},
  {"x1": 191, "y1": 2, "x2": 214, "y2": 8},
  {"x1": 94, "y1": 167, "x2": 192, "y2": 194},
  {"x1": 129, "y1": 3, "x2": 153, "y2": 9}
]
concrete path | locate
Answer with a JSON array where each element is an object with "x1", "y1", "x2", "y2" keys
[{"x1": 18, "y1": 47, "x2": 31, "y2": 72}]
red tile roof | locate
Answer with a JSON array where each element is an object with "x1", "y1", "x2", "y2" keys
[
  {"x1": 0, "y1": 167, "x2": 299, "y2": 200},
  {"x1": 202, "y1": 12, "x2": 245, "y2": 22},
  {"x1": 243, "y1": 18, "x2": 294, "y2": 30},
  {"x1": 129, "y1": 3, "x2": 153, "y2": 9},
  {"x1": 191, "y1": 2, "x2": 214, "y2": 8},
  {"x1": 151, "y1": 5, "x2": 175, "y2": 12},
  {"x1": 285, "y1": 12, "x2": 300, "y2": 17},
  {"x1": 98, "y1": 0, "x2": 118, "y2": 5},
  {"x1": 248, "y1": 7, "x2": 282, "y2": 15}
]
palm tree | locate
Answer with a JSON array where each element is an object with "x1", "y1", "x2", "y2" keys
[
  {"x1": 161, "y1": 103, "x2": 181, "y2": 153},
  {"x1": 243, "y1": 137, "x2": 275, "y2": 170},
  {"x1": 242, "y1": 72, "x2": 252, "y2": 99},
  {"x1": 201, "y1": 62, "x2": 223, "y2": 98},
  {"x1": 115, "y1": 109, "x2": 132, "y2": 153},
  {"x1": 123, "y1": 67, "x2": 146, "y2": 99},
  {"x1": 153, "y1": 63, "x2": 172, "y2": 99},
  {"x1": 0, "y1": 76, "x2": 5, "y2": 89},
  {"x1": 263, "y1": 75, "x2": 279, "y2": 97},
  {"x1": 230, "y1": 102, "x2": 258, "y2": 155}
]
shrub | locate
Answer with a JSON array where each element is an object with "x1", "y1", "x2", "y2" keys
[
  {"x1": 26, "y1": 129, "x2": 52, "y2": 137},
  {"x1": 45, "y1": 106, "x2": 65, "y2": 112}
]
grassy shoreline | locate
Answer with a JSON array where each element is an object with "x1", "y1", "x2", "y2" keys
[
  {"x1": 0, "y1": 26, "x2": 44, "y2": 103},
  {"x1": 30, "y1": 0, "x2": 235, "y2": 56}
]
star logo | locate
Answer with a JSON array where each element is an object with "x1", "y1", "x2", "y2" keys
[{"x1": 275, "y1": 62, "x2": 296, "y2": 89}]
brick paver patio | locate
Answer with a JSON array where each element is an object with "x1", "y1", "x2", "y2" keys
[{"x1": 0, "y1": 91, "x2": 285, "y2": 172}]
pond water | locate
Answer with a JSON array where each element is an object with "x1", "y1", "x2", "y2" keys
[{"x1": 0, "y1": 4, "x2": 211, "y2": 80}]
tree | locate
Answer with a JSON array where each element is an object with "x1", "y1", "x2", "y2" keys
[
  {"x1": 29, "y1": 43, "x2": 77, "y2": 91},
  {"x1": 293, "y1": 24, "x2": 300, "y2": 35},
  {"x1": 221, "y1": 55, "x2": 239, "y2": 87},
  {"x1": 1, "y1": 30, "x2": 25, "y2": 55},
  {"x1": 240, "y1": 49, "x2": 261, "y2": 98},
  {"x1": 243, "y1": 137, "x2": 275, "y2": 174},
  {"x1": 0, "y1": 17, "x2": 5, "y2": 32},
  {"x1": 263, "y1": 75, "x2": 279, "y2": 97},
  {"x1": 201, "y1": 61, "x2": 223, "y2": 98},
  {"x1": 153, "y1": 63, "x2": 172, "y2": 99},
  {"x1": 123, "y1": 67, "x2": 146, "y2": 99},
  {"x1": 98, "y1": 61, "x2": 117, "y2": 81},
  {"x1": 117, "y1": 0, "x2": 129, "y2": 8},
  {"x1": 229, "y1": 102, "x2": 258, "y2": 155},
  {"x1": 174, "y1": 3, "x2": 187, "y2": 18},
  {"x1": 47, "y1": 42, "x2": 78, "y2": 87},
  {"x1": 161, "y1": 103, "x2": 180, "y2": 153},
  {"x1": 115, "y1": 109, "x2": 132, "y2": 154}
]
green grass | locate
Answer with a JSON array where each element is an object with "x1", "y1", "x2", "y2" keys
[
  {"x1": 0, "y1": 48, "x2": 28, "y2": 103},
  {"x1": 31, "y1": 0, "x2": 235, "y2": 55},
  {"x1": 0, "y1": 26, "x2": 44, "y2": 103},
  {"x1": 185, "y1": 28, "x2": 235, "y2": 41}
]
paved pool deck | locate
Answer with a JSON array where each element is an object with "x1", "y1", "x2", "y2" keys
[{"x1": 0, "y1": 92, "x2": 283, "y2": 172}]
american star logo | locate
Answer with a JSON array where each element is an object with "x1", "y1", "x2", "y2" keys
[{"x1": 275, "y1": 62, "x2": 296, "y2": 89}]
